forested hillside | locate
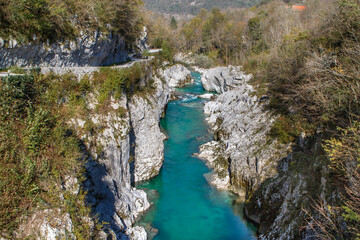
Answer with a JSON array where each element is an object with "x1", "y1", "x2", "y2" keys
[
  {"x1": 142, "y1": 0, "x2": 259, "y2": 14},
  {"x1": 0, "y1": 0, "x2": 143, "y2": 44}
]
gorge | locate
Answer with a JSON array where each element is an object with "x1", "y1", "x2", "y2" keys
[
  {"x1": 1, "y1": 0, "x2": 359, "y2": 238},
  {"x1": 136, "y1": 72, "x2": 256, "y2": 239}
]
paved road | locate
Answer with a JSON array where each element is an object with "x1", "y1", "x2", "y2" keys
[
  {"x1": 0, "y1": 55, "x2": 155, "y2": 79},
  {"x1": 39, "y1": 56, "x2": 154, "y2": 78},
  {"x1": 0, "y1": 72, "x2": 25, "y2": 78}
]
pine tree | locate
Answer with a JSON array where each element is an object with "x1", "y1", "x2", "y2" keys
[{"x1": 170, "y1": 16, "x2": 178, "y2": 29}]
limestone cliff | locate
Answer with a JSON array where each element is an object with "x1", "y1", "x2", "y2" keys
[
  {"x1": 159, "y1": 64, "x2": 192, "y2": 88},
  {"x1": 68, "y1": 63, "x2": 190, "y2": 239},
  {"x1": 200, "y1": 66, "x2": 252, "y2": 93},
  {"x1": 198, "y1": 66, "x2": 287, "y2": 199},
  {"x1": 198, "y1": 66, "x2": 334, "y2": 239},
  {"x1": 243, "y1": 136, "x2": 335, "y2": 239},
  {"x1": 0, "y1": 31, "x2": 128, "y2": 69},
  {"x1": 128, "y1": 78, "x2": 170, "y2": 182},
  {"x1": 79, "y1": 95, "x2": 151, "y2": 239}
]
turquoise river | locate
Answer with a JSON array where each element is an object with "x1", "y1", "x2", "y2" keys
[{"x1": 137, "y1": 72, "x2": 256, "y2": 240}]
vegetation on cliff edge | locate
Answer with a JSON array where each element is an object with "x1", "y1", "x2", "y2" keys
[
  {"x1": 0, "y1": 0, "x2": 143, "y2": 45},
  {"x1": 0, "y1": 61, "x2": 156, "y2": 238}
]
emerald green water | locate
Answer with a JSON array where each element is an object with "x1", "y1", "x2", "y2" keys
[{"x1": 137, "y1": 72, "x2": 256, "y2": 240}]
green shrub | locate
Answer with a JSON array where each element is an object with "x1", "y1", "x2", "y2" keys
[
  {"x1": 0, "y1": 75, "x2": 36, "y2": 121},
  {"x1": 94, "y1": 63, "x2": 146, "y2": 103},
  {"x1": 192, "y1": 54, "x2": 215, "y2": 68},
  {"x1": 0, "y1": 72, "x2": 96, "y2": 237},
  {"x1": 269, "y1": 115, "x2": 313, "y2": 144},
  {"x1": 160, "y1": 41, "x2": 175, "y2": 62},
  {"x1": 248, "y1": 17, "x2": 262, "y2": 41},
  {"x1": 314, "y1": 121, "x2": 360, "y2": 239},
  {"x1": 269, "y1": 117, "x2": 296, "y2": 144},
  {"x1": 251, "y1": 39, "x2": 268, "y2": 54}
]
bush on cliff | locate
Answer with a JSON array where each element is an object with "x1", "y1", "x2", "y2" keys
[
  {"x1": 258, "y1": 0, "x2": 360, "y2": 237},
  {"x1": 0, "y1": 73, "x2": 96, "y2": 238},
  {"x1": 266, "y1": 0, "x2": 360, "y2": 126},
  {"x1": 304, "y1": 122, "x2": 360, "y2": 239}
]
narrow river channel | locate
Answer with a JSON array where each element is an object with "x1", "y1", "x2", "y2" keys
[{"x1": 137, "y1": 72, "x2": 256, "y2": 240}]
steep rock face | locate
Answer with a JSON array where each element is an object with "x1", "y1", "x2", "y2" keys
[
  {"x1": 127, "y1": 64, "x2": 190, "y2": 182},
  {"x1": 129, "y1": 76, "x2": 171, "y2": 182},
  {"x1": 245, "y1": 156, "x2": 309, "y2": 239},
  {"x1": 125, "y1": 64, "x2": 189, "y2": 183},
  {"x1": 0, "y1": 31, "x2": 128, "y2": 68},
  {"x1": 68, "y1": 63, "x2": 181, "y2": 239},
  {"x1": 201, "y1": 66, "x2": 252, "y2": 93},
  {"x1": 243, "y1": 136, "x2": 335, "y2": 240},
  {"x1": 79, "y1": 96, "x2": 150, "y2": 239},
  {"x1": 159, "y1": 64, "x2": 192, "y2": 88},
  {"x1": 198, "y1": 66, "x2": 332, "y2": 239},
  {"x1": 198, "y1": 66, "x2": 287, "y2": 199}
]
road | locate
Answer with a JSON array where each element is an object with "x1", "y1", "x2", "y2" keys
[{"x1": 0, "y1": 55, "x2": 156, "y2": 79}]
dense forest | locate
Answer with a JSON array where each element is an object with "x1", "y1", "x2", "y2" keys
[{"x1": 142, "y1": 0, "x2": 260, "y2": 14}]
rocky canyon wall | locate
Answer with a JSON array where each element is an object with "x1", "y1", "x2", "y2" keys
[
  {"x1": 197, "y1": 66, "x2": 287, "y2": 198},
  {"x1": 197, "y1": 66, "x2": 330, "y2": 239},
  {"x1": 70, "y1": 63, "x2": 190, "y2": 239},
  {"x1": 0, "y1": 31, "x2": 128, "y2": 69}
]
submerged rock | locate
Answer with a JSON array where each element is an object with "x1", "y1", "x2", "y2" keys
[{"x1": 198, "y1": 93, "x2": 215, "y2": 99}]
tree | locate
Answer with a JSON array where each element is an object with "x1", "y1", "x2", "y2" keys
[
  {"x1": 170, "y1": 16, "x2": 178, "y2": 29},
  {"x1": 181, "y1": 17, "x2": 203, "y2": 52},
  {"x1": 248, "y1": 16, "x2": 261, "y2": 41},
  {"x1": 1, "y1": 0, "x2": 144, "y2": 44},
  {"x1": 306, "y1": 122, "x2": 360, "y2": 239}
]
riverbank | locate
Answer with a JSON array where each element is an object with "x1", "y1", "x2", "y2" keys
[{"x1": 136, "y1": 71, "x2": 256, "y2": 240}]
